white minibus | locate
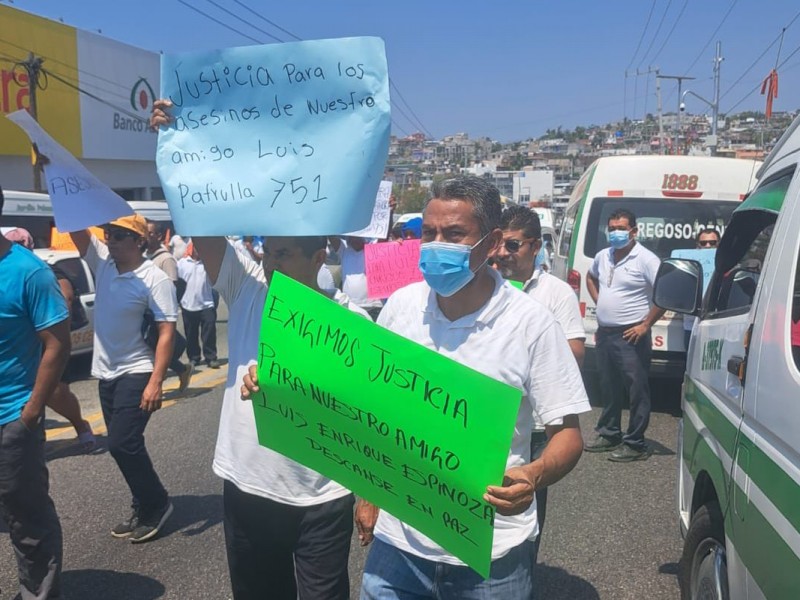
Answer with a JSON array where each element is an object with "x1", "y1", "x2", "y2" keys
[{"x1": 552, "y1": 155, "x2": 760, "y2": 376}]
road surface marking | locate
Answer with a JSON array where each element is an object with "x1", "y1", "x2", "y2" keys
[{"x1": 46, "y1": 367, "x2": 229, "y2": 441}]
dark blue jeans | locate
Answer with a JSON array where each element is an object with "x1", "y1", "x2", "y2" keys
[
  {"x1": 361, "y1": 538, "x2": 533, "y2": 599},
  {"x1": 0, "y1": 417, "x2": 62, "y2": 599},
  {"x1": 594, "y1": 326, "x2": 652, "y2": 450},
  {"x1": 98, "y1": 373, "x2": 168, "y2": 515}
]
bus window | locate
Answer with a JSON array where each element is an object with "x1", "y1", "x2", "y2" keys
[
  {"x1": 584, "y1": 198, "x2": 737, "y2": 260},
  {"x1": 558, "y1": 204, "x2": 578, "y2": 257}
]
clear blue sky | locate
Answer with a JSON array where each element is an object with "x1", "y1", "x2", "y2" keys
[{"x1": 5, "y1": 0, "x2": 800, "y2": 141}]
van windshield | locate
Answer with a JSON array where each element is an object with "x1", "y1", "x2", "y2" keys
[
  {"x1": 583, "y1": 198, "x2": 738, "y2": 260},
  {"x1": 1, "y1": 215, "x2": 55, "y2": 249}
]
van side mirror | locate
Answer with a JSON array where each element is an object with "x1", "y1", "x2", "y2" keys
[{"x1": 653, "y1": 258, "x2": 703, "y2": 315}]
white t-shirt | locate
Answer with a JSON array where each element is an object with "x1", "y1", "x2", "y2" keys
[
  {"x1": 212, "y1": 242, "x2": 369, "y2": 506},
  {"x1": 177, "y1": 257, "x2": 215, "y2": 312},
  {"x1": 589, "y1": 242, "x2": 662, "y2": 327},
  {"x1": 85, "y1": 236, "x2": 178, "y2": 380},
  {"x1": 523, "y1": 269, "x2": 586, "y2": 431},
  {"x1": 373, "y1": 268, "x2": 591, "y2": 565},
  {"x1": 340, "y1": 240, "x2": 382, "y2": 309}
]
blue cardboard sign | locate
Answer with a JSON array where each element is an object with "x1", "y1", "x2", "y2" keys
[
  {"x1": 156, "y1": 37, "x2": 390, "y2": 236},
  {"x1": 671, "y1": 248, "x2": 716, "y2": 292}
]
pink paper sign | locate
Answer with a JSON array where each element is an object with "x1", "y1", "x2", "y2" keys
[{"x1": 365, "y1": 239, "x2": 424, "y2": 299}]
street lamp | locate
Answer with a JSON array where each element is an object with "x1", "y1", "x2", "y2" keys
[{"x1": 681, "y1": 89, "x2": 719, "y2": 155}]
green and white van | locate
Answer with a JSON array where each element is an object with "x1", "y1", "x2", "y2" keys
[
  {"x1": 552, "y1": 155, "x2": 760, "y2": 376},
  {"x1": 653, "y1": 116, "x2": 800, "y2": 598}
]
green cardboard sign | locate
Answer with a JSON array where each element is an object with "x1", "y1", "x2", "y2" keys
[{"x1": 253, "y1": 272, "x2": 521, "y2": 577}]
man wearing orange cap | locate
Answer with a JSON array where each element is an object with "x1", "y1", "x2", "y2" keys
[{"x1": 70, "y1": 214, "x2": 178, "y2": 543}]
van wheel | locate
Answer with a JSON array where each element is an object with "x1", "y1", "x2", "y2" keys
[{"x1": 680, "y1": 501, "x2": 729, "y2": 600}]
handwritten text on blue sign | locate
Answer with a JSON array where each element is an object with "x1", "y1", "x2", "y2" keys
[{"x1": 156, "y1": 37, "x2": 390, "y2": 236}]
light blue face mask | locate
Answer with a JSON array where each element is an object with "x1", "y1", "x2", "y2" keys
[
  {"x1": 608, "y1": 230, "x2": 631, "y2": 249},
  {"x1": 418, "y1": 235, "x2": 488, "y2": 297}
]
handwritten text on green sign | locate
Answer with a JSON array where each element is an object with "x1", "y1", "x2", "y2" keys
[{"x1": 253, "y1": 273, "x2": 521, "y2": 576}]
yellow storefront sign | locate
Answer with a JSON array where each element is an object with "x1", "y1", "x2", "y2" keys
[{"x1": 0, "y1": 5, "x2": 82, "y2": 157}]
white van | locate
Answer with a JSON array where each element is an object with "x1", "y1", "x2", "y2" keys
[
  {"x1": 1, "y1": 190, "x2": 174, "y2": 247},
  {"x1": 2, "y1": 191, "x2": 172, "y2": 356},
  {"x1": 552, "y1": 155, "x2": 761, "y2": 376},
  {"x1": 653, "y1": 116, "x2": 800, "y2": 598}
]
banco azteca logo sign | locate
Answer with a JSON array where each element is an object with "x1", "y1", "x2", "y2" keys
[{"x1": 130, "y1": 77, "x2": 156, "y2": 112}]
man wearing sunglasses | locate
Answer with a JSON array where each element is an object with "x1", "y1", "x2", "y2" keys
[
  {"x1": 683, "y1": 228, "x2": 721, "y2": 347},
  {"x1": 70, "y1": 215, "x2": 177, "y2": 543},
  {"x1": 584, "y1": 209, "x2": 664, "y2": 462},
  {"x1": 494, "y1": 204, "x2": 586, "y2": 565},
  {"x1": 696, "y1": 228, "x2": 720, "y2": 249}
]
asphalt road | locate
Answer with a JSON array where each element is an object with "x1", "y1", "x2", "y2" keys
[{"x1": 0, "y1": 316, "x2": 684, "y2": 600}]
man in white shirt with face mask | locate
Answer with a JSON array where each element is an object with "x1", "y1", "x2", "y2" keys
[
  {"x1": 584, "y1": 209, "x2": 664, "y2": 462},
  {"x1": 356, "y1": 175, "x2": 590, "y2": 599}
]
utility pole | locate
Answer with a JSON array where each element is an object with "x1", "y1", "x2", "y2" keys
[
  {"x1": 658, "y1": 74, "x2": 695, "y2": 154},
  {"x1": 680, "y1": 43, "x2": 723, "y2": 156},
  {"x1": 711, "y1": 41, "x2": 722, "y2": 155},
  {"x1": 16, "y1": 53, "x2": 45, "y2": 191},
  {"x1": 655, "y1": 68, "x2": 664, "y2": 154}
]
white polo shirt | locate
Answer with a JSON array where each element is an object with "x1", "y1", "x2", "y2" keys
[
  {"x1": 212, "y1": 242, "x2": 369, "y2": 506},
  {"x1": 85, "y1": 236, "x2": 178, "y2": 380},
  {"x1": 589, "y1": 242, "x2": 661, "y2": 328},
  {"x1": 523, "y1": 269, "x2": 585, "y2": 341},
  {"x1": 177, "y1": 257, "x2": 215, "y2": 312},
  {"x1": 373, "y1": 268, "x2": 591, "y2": 564}
]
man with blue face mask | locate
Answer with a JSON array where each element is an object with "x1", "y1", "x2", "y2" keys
[
  {"x1": 357, "y1": 175, "x2": 591, "y2": 599},
  {"x1": 584, "y1": 209, "x2": 664, "y2": 462}
]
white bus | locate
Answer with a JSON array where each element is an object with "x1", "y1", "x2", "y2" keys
[{"x1": 551, "y1": 155, "x2": 761, "y2": 377}]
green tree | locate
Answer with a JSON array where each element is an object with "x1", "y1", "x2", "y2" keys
[{"x1": 398, "y1": 185, "x2": 429, "y2": 213}]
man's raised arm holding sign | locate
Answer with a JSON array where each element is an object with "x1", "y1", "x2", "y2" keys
[{"x1": 152, "y1": 97, "x2": 377, "y2": 599}]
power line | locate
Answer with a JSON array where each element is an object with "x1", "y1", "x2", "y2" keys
[
  {"x1": 684, "y1": 0, "x2": 738, "y2": 74},
  {"x1": 720, "y1": 9, "x2": 800, "y2": 101},
  {"x1": 44, "y1": 68, "x2": 148, "y2": 123},
  {"x1": 724, "y1": 41, "x2": 800, "y2": 114},
  {"x1": 175, "y1": 0, "x2": 262, "y2": 44},
  {"x1": 174, "y1": 0, "x2": 428, "y2": 138},
  {"x1": 626, "y1": 0, "x2": 657, "y2": 71},
  {"x1": 0, "y1": 40, "x2": 135, "y2": 106},
  {"x1": 389, "y1": 79, "x2": 432, "y2": 138},
  {"x1": 637, "y1": 0, "x2": 673, "y2": 70},
  {"x1": 390, "y1": 98, "x2": 423, "y2": 132},
  {"x1": 650, "y1": 0, "x2": 689, "y2": 64},
  {"x1": 200, "y1": 0, "x2": 284, "y2": 43},
  {"x1": 0, "y1": 35, "x2": 132, "y2": 97},
  {"x1": 230, "y1": 0, "x2": 303, "y2": 41}
]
